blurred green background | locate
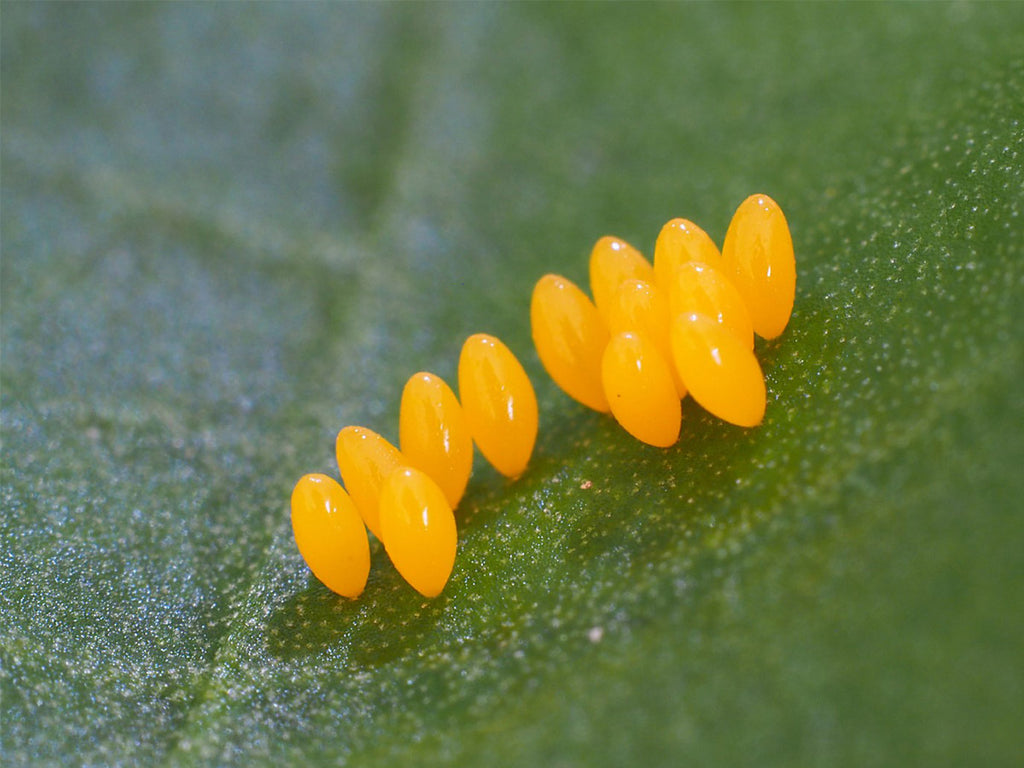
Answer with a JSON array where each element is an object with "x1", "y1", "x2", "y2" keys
[{"x1": 2, "y1": 3, "x2": 1022, "y2": 765}]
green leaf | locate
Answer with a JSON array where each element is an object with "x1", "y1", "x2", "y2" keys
[{"x1": 3, "y1": 4, "x2": 1022, "y2": 765}]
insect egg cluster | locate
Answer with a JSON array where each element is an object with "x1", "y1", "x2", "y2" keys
[
  {"x1": 290, "y1": 192, "x2": 794, "y2": 599},
  {"x1": 531, "y1": 193, "x2": 795, "y2": 446},
  {"x1": 291, "y1": 334, "x2": 537, "y2": 599}
]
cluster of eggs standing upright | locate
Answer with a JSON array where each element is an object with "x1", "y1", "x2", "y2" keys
[{"x1": 291, "y1": 194, "x2": 795, "y2": 600}]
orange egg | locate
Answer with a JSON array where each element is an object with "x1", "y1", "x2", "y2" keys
[
  {"x1": 290, "y1": 474, "x2": 370, "y2": 598},
  {"x1": 601, "y1": 331, "x2": 681, "y2": 447},
  {"x1": 607, "y1": 278, "x2": 686, "y2": 398},
  {"x1": 668, "y1": 261, "x2": 754, "y2": 349},
  {"x1": 670, "y1": 312, "x2": 766, "y2": 427},
  {"x1": 720, "y1": 193, "x2": 795, "y2": 339},
  {"x1": 399, "y1": 371, "x2": 473, "y2": 509},
  {"x1": 653, "y1": 218, "x2": 722, "y2": 292},
  {"x1": 530, "y1": 273, "x2": 610, "y2": 412},
  {"x1": 458, "y1": 333, "x2": 538, "y2": 478},
  {"x1": 335, "y1": 426, "x2": 404, "y2": 541},
  {"x1": 588, "y1": 235, "x2": 655, "y2": 325},
  {"x1": 379, "y1": 467, "x2": 457, "y2": 598}
]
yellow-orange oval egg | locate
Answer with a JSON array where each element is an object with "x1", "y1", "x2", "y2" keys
[
  {"x1": 601, "y1": 332, "x2": 681, "y2": 448},
  {"x1": 290, "y1": 474, "x2": 370, "y2": 599},
  {"x1": 530, "y1": 273, "x2": 610, "y2": 412},
  {"x1": 335, "y1": 426, "x2": 404, "y2": 541},
  {"x1": 379, "y1": 467, "x2": 457, "y2": 598},
  {"x1": 670, "y1": 312, "x2": 766, "y2": 427},
  {"x1": 607, "y1": 279, "x2": 687, "y2": 398},
  {"x1": 720, "y1": 193, "x2": 795, "y2": 339},
  {"x1": 653, "y1": 218, "x2": 722, "y2": 292},
  {"x1": 458, "y1": 333, "x2": 538, "y2": 478},
  {"x1": 668, "y1": 261, "x2": 755, "y2": 349},
  {"x1": 588, "y1": 236, "x2": 655, "y2": 325},
  {"x1": 399, "y1": 371, "x2": 473, "y2": 509}
]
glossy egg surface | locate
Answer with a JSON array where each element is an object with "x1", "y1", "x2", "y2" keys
[
  {"x1": 589, "y1": 235, "x2": 655, "y2": 324},
  {"x1": 653, "y1": 218, "x2": 722, "y2": 292},
  {"x1": 602, "y1": 331, "x2": 681, "y2": 447},
  {"x1": 530, "y1": 273, "x2": 610, "y2": 412},
  {"x1": 607, "y1": 278, "x2": 686, "y2": 397},
  {"x1": 290, "y1": 473, "x2": 370, "y2": 598},
  {"x1": 379, "y1": 467, "x2": 458, "y2": 598},
  {"x1": 458, "y1": 333, "x2": 538, "y2": 478},
  {"x1": 399, "y1": 371, "x2": 473, "y2": 509},
  {"x1": 335, "y1": 425, "x2": 405, "y2": 540},
  {"x1": 668, "y1": 260, "x2": 755, "y2": 349},
  {"x1": 670, "y1": 312, "x2": 766, "y2": 427},
  {"x1": 720, "y1": 193, "x2": 795, "y2": 339}
]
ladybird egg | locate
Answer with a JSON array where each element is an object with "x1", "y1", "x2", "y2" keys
[
  {"x1": 290, "y1": 474, "x2": 370, "y2": 599},
  {"x1": 335, "y1": 425, "x2": 405, "y2": 540},
  {"x1": 530, "y1": 273, "x2": 610, "y2": 412},
  {"x1": 588, "y1": 236, "x2": 655, "y2": 324},
  {"x1": 399, "y1": 371, "x2": 473, "y2": 509},
  {"x1": 653, "y1": 218, "x2": 722, "y2": 292},
  {"x1": 670, "y1": 312, "x2": 766, "y2": 427},
  {"x1": 601, "y1": 331, "x2": 681, "y2": 447},
  {"x1": 458, "y1": 333, "x2": 538, "y2": 478},
  {"x1": 668, "y1": 261, "x2": 755, "y2": 349},
  {"x1": 379, "y1": 467, "x2": 457, "y2": 598},
  {"x1": 720, "y1": 193, "x2": 795, "y2": 339},
  {"x1": 607, "y1": 278, "x2": 686, "y2": 398}
]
